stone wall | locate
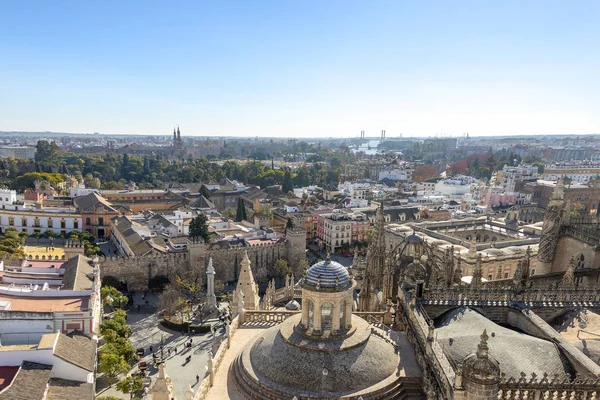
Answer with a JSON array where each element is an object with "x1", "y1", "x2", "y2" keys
[
  {"x1": 100, "y1": 232, "x2": 306, "y2": 291},
  {"x1": 553, "y1": 235, "x2": 600, "y2": 273}
]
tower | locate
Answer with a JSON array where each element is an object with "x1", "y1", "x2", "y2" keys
[
  {"x1": 206, "y1": 257, "x2": 217, "y2": 310},
  {"x1": 232, "y1": 250, "x2": 260, "y2": 314},
  {"x1": 462, "y1": 330, "x2": 500, "y2": 400},
  {"x1": 360, "y1": 203, "x2": 388, "y2": 311},
  {"x1": 535, "y1": 178, "x2": 567, "y2": 275}
]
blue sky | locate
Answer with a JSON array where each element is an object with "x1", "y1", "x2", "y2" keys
[{"x1": 1, "y1": 0, "x2": 599, "y2": 137}]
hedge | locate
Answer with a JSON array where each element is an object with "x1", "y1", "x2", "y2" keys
[{"x1": 160, "y1": 318, "x2": 211, "y2": 333}]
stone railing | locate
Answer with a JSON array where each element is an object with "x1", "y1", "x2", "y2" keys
[
  {"x1": 193, "y1": 316, "x2": 239, "y2": 400},
  {"x1": 498, "y1": 373, "x2": 599, "y2": 399},
  {"x1": 422, "y1": 287, "x2": 600, "y2": 307},
  {"x1": 397, "y1": 286, "x2": 455, "y2": 398},
  {"x1": 242, "y1": 310, "x2": 299, "y2": 324},
  {"x1": 353, "y1": 311, "x2": 386, "y2": 324}
]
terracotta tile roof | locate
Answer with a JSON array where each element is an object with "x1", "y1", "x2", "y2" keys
[
  {"x1": 0, "y1": 361, "x2": 52, "y2": 400},
  {"x1": 61, "y1": 255, "x2": 94, "y2": 291},
  {"x1": 46, "y1": 378, "x2": 94, "y2": 400},
  {"x1": 53, "y1": 332, "x2": 96, "y2": 372},
  {"x1": 73, "y1": 192, "x2": 117, "y2": 213},
  {"x1": 0, "y1": 294, "x2": 89, "y2": 312}
]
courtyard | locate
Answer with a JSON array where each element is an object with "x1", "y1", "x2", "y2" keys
[{"x1": 96, "y1": 292, "x2": 225, "y2": 400}]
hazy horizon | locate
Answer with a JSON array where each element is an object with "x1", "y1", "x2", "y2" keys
[{"x1": 1, "y1": 1, "x2": 599, "y2": 137}]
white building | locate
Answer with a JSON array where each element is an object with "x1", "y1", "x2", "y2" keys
[
  {"x1": 378, "y1": 168, "x2": 412, "y2": 182},
  {"x1": 69, "y1": 184, "x2": 99, "y2": 198},
  {"x1": 0, "y1": 189, "x2": 17, "y2": 205},
  {"x1": 0, "y1": 205, "x2": 83, "y2": 235},
  {"x1": 500, "y1": 164, "x2": 539, "y2": 192},
  {"x1": 542, "y1": 163, "x2": 600, "y2": 184}
]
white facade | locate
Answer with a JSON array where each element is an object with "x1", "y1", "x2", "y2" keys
[
  {"x1": 378, "y1": 168, "x2": 411, "y2": 181},
  {"x1": 0, "y1": 189, "x2": 17, "y2": 205},
  {"x1": 69, "y1": 185, "x2": 99, "y2": 198},
  {"x1": 0, "y1": 207, "x2": 82, "y2": 235},
  {"x1": 542, "y1": 163, "x2": 600, "y2": 184},
  {"x1": 501, "y1": 164, "x2": 539, "y2": 192}
]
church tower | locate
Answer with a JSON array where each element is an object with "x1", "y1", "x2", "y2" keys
[
  {"x1": 535, "y1": 178, "x2": 567, "y2": 275},
  {"x1": 359, "y1": 203, "x2": 388, "y2": 311}
]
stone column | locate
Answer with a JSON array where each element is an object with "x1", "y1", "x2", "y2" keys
[
  {"x1": 301, "y1": 295, "x2": 309, "y2": 328},
  {"x1": 332, "y1": 299, "x2": 341, "y2": 332},
  {"x1": 313, "y1": 297, "x2": 322, "y2": 333},
  {"x1": 345, "y1": 298, "x2": 353, "y2": 329},
  {"x1": 206, "y1": 257, "x2": 217, "y2": 311}
]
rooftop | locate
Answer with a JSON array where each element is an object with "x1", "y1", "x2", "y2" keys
[{"x1": 0, "y1": 293, "x2": 89, "y2": 312}]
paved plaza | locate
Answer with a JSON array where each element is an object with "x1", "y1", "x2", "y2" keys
[{"x1": 97, "y1": 292, "x2": 225, "y2": 400}]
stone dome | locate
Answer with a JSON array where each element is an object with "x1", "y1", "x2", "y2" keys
[
  {"x1": 304, "y1": 258, "x2": 350, "y2": 290},
  {"x1": 405, "y1": 233, "x2": 423, "y2": 244},
  {"x1": 463, "y1": 351, "x2": 500, "y2": 384},
  {"x1": 285, "y1": 299, "x2": 300, "y2": 310},
  {"x1": 234, "y1": 314, "x2": 404, "y2": 398}
]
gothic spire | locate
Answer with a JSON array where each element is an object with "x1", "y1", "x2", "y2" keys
[
  {"x1": 561, "y1": 257, "x2": 576, "y2": 289},
  {"x1": 471, "y1": 254, "x2": 483, "y2": 289}
]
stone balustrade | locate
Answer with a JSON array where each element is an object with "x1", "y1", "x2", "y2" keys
[
  {"x1": 423, "y1": 287, "x2": 600, "y2": 307},
  {"x1": 242, "y1": 310, "x2": 299, "y2": 324},
  {"x1": 193, "y1": 316, "x2": 239, "y2": 400},
  {"x1": 498, "y1": 372, "x2": 600, "y2": 399},
  {"x1": 353, "y1": 311, "x2": 386, "y2": 324}
]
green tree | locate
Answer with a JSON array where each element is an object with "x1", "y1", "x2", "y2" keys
[
  {"x1": 99, "y1": 352, "x2": 129, "y2": 387},
  {"x1": 282, "y1": 168, "x2": 294, "y2": 193},
  {"x1": 35, "y1": 140, "x2": 61, "y2": 171},
  {"x1": 189, "y1": 213, "x2": 209, "y2": 241},
  {"x1": 286, "y1": 218, "x2": 295, "y2": 230},
  {"x1": 235, "y1": 198, "x2": 248, "y2": 222},
  {"x1": 271, "y1": 259, "x2": 291, "y2": 279},
  {"x1": 103, "y1": 337, "x2": 136, "y2": 362},
  {"x1": 116, "y1": 376, "x2": 144, "y2": 400}
]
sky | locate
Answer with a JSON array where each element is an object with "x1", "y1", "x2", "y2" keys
[{"x1": 0, "y1": 0, "x2": 599, "y2": 138}]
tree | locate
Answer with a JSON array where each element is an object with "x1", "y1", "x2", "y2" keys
[
  {"x1": 286, "y1": 218, "x2": 295, "y2": 230},
  {"x1": 35, "y1": 140, "x2": 61, "y2": 171},
  {"x1": 235, "y1": 198, "x2": 248, "y2": 222},
  {"x1": 103, "y1": 337, "x2": 136, "y2": 362},
  {"x1": 101, "y1": 286, "x2": 128, "y2": 309},
  {"x1": 271, "y1": 259, "x2": 291, "y2": 279},
  {"x1": 189, "y1": 213, "x2": 209, "y2": 241},
  {"x1": 99, "y1": 352, "x2": 129, "y2": 387},
  {"x1": 116, "y1": 376, "x2": 144, "y2": 400},
  {"x1": 158, "y1": 286, "x2": 188, "y2": 323},
  {"x1": 282, "y1": 168, "x2": 294, "y2": 193}
]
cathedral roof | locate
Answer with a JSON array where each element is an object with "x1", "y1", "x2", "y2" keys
[
  {"x1": 304, "y1": 258, "x2": 350, "y2": 290},
  {"x1": 435, "y1": 307, "x2": 572, "y2": 379}
]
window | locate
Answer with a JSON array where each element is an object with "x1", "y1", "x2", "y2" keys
[
  {"x1": 60, "y1": 221, "x2": 66, "y2": 229},
  {"x1": 34, "y1": 218, "x2": 40, "y2": 228},
  {"x1": 85, "y1": 217, "x2": 91, "y2": 225},
  {"x1": 577, "y1": 254, "x2": 585, "y2": 269},
  {"x1": 98, "y1": 217, "x2": 104, "y2": 226},
  {"x1": 504, "y1": 273, "x2": 509, "y2": 279},
  {"x1": 8, "y1": 217, "x2": 14, "y2": 226},
  {"x1": 321, "y1": 303, "x2": 333, "y2": 332},
  {"x1": 47, "y1": 219, "x2": 53, "y2": 228},
  {"x1": 21, "y1": 218, "x2": 27, "y2": 226},
  {"x1": 340, "y1": 300, "x2": 346, "y2": 330},
  {"x1": 488, "y1": 275, "x2": 493, "y2": 280},
  {"x1": 73, "y1": 220, "x2": 78, "y2": 230}
]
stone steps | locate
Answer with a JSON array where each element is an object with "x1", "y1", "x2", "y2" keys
[{"x1": 231, "y1": 352, "x2": 426, "y2": 400}]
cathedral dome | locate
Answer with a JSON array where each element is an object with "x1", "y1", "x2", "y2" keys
[
  {"x1": 405, "y1": 232, "x2": 423, "y2": 244},
  {"x1": 304, "y1": 258, "x2": 350, "y2": 290}
]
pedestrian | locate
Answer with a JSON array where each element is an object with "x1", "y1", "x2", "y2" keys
[
  {"x1": 150, "y1": 345, "x2": 153, "y2": 352},
  {"x1": 196, "y1": 374, "x2": 199, "y2": 381},
  {"x1": 168, "y1": 348, "x2": 171, "y2": 356},
  {"x1": 174, "y1": 347, "x2": 177, "y2": 353}
]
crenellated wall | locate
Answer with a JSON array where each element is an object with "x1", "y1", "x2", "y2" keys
[{"x1": 100, "y1": 231, "x2": 306, "y2": 291}]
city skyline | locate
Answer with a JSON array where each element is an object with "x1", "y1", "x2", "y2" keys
[{"x1": 1, "y1": 0, "x2": 599, "y2": 137}]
